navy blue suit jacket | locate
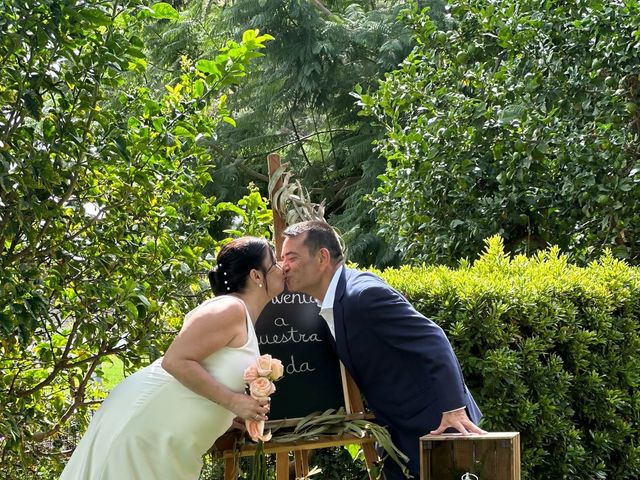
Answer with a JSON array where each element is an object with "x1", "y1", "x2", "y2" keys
[{"x1": 332, "y1": 267, "x2": 482, "y2": 477}]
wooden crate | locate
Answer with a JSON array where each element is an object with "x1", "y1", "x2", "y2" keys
[{"x1": 420, "y1": 432, "x2": 520, "y2": 480}]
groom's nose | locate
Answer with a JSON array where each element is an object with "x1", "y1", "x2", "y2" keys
[{"x1": 281, "y1": 263, "x2": 289, "y2": 275}]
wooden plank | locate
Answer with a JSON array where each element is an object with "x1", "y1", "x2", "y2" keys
[
  {"x1": 224, "y1": 457, "x2": 237, "y2": 480},
  {"x1": 423, "y1": 432, "x2": 520, "y2": 441},
  {"x1": 453, "y1": 438, "x2": 474, "y2": 476},
  {"x1": 494, "y1": 437, "x2": 512, "y2": 480},
  {"x1": 340, "y1": 362, "x2": 352, "y2": 414},
  {"x1": 275, "y1": 452, "x2": 289, "y2": 480},
  {"x1": 220, "y1": 434, "x2": 376, "y2": 459},
  {"x1": 362, "y1": 442, "x2": 380, "y2": 480},
  {"x1": 515, "y1": 434, "x2": 521, "y2": 479},
  {"x1": 343, "y1": 371, "x2": 379, "y2": 479},
  {"x1": 267, "y1": 153, "x2": 285, "y2": 257},
  {"x1": 423, "y1": 439, "x2": 435, "y2": 480},
  {"x1": 420, "y1": 439, "x2": 426, "y2": 480},
  {"x1": 474, "y1": 436, "x2": 495, "y2": 478},
  {"x1": 429, "y1": 441, "x2": 454, "y2": 480},
  {"x1": 294, "y1": 450, "x2": 309, "y2": 478}
]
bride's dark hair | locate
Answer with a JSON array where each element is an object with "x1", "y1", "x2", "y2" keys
[{"x1": 208, "y1": 237, "x2": 275, "y2": 296}]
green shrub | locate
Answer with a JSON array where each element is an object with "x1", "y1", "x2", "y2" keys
[
  {"x1": 377, "y1": 236, "x2": 640, "y2": 479},
  {"x1": 356, "y1": 0, "x2": 640, "y2": 265}
]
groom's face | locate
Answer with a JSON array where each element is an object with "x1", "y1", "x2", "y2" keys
[{"x1": 281, "y1": 233, "x2": 322, "y2": 296}]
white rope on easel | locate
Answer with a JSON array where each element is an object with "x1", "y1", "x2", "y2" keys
[{"x1": 461, "y1": 474, "x2": 479, "y2": 480}]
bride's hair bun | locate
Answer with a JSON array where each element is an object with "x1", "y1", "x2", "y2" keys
[{"x1": 208, "y1": 237, "x2": 274, "y2": 296}]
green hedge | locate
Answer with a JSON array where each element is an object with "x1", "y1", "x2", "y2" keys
[{"x1": 376, "y1": 236, "x2": 640, "y2": 479}]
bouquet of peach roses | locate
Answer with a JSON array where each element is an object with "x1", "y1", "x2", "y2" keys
[{"x1": 243, "y1": 354, "x2": 284, "y2": 442}]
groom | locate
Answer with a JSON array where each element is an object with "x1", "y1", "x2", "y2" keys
[{"x1": 281, "y1": 220, "x2": 485, "y2": 479}]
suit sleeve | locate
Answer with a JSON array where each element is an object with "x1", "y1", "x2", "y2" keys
[{"x1": 351, "y1": 277, "x2": 469, "y2": 413}]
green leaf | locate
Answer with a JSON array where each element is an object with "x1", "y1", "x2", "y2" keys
[
  {"x1": 152, "y1": 117, "x2": 165, "y2": 132},
  {"x1": 81, "y1": 8, "x2": 113, "y2": 27},
  {"x1": 128, "y1": 117, "x2": 141, "y2": 129},
  {"x1": 242, "y1": 29, "x2": 258, "y2": 43},
  {"x1": 150, "y1": 2, "x2": 179, "y2": 21},
  {"x1": 194, "y1": 79, "x2": 205, "y2": 97},
  {"x1": 498, "y1": 104, "x2": 526, "y2": 124},
  {"x1": 195, "y1": 59, "x2": 221, "y2": 76}
]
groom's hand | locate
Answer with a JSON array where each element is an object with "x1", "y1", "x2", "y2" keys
[{"x1": 429, "y1": 409, "x2": 487, "y2": 435}]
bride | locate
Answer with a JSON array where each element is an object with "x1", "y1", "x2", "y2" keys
[{"x1": 60, "y1": 236, "x2": 284, "y2": 479}]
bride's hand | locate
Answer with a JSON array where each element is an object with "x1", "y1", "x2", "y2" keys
[
  {"x1": 229, "y1": 393, "x2": 270, "y2": 421},
  {"x1": 230, "y1": 417, "x2": 246, "y2": 431}
]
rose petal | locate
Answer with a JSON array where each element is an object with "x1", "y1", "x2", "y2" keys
[
  {"x1": 250, "y1": 377, "x2": 275, "y2": 398},
  {"x1": 269, "y1": 359, "x2": 284, "y2": 381},
  {"x1": 256, "y1": 354, "x2": 273, "y2": 376},
  {"x1": 245, "y1": 419, "x2": 261, "y2": 442},
  {"x1": 243, "y1": 365, "x2": 259, "y2": 383},
  {"x1": 245, "y1": 419, "x2": 272, "y2": 442}
]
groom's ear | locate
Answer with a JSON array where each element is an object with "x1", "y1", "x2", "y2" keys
[{"x1": 317, "y1": 247, "x2": 331, "y2": 267}]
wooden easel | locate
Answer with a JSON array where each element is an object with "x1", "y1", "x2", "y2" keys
[
  {"x1": 216, "y1": 368, "x2": 380, "y2": 480},
  {"x1": 213, "y1": 153, "x2": 381, "y2": 478}
]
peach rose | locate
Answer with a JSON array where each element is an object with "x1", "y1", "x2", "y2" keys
[
  {"x1": 249, "y1": 377, "x2": 275, "y2": 399},
  {"x1": 269, "y1": 358, "x2": 284, "y2": 381},
  {"x1": 256, "y1": 354, "x2": 273, "y2": 376},
  {"x1": 243, "y1": 364, "x2": 259, "y2": 383},
  {"x1": 245, "y1": 419, "x2": 272, "y2": 442}
]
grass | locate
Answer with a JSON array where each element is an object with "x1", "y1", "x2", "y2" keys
[{"x1": 99, "y1": 355, "x2": 125, "y2": 390}]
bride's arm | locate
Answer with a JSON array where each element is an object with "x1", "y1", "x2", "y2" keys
[{"x1": 161, "y1": 299, "x2": 269, "y2": 421}]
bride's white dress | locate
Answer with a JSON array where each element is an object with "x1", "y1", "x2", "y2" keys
[{"x1": 60, "y1": 298, "x2": 258, "y2": 479}]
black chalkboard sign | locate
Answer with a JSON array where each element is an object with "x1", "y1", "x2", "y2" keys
[{"x1": 255, "y1": 290, "x2": 345, "y2": 420}]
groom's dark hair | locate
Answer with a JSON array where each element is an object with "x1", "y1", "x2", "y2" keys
[{"x1": 283, "y1": 221, "x2": 344, "y2": 264}]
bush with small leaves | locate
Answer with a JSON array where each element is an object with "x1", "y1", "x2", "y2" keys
[{"x1": 376, "y1": 236, "x2": 640, "y2": 479}]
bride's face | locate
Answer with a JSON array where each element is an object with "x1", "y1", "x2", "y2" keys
[{"x1": 263, "y1": 255, "x2": 285, "y2": 298}]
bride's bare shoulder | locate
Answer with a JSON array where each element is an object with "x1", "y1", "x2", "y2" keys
[{"x1": 187, "y1": 296, "x2": 245, "y2": 322}]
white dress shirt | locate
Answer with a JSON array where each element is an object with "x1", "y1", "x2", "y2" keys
[{"x1": 317, "y1": 265, "x2": 343, "y2": 339}]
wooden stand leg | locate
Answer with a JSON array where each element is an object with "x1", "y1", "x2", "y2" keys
[
  {"x1": 294, "y1": 450, "x2": 309, "y2": 478},
  {"x1": 343, "y1": 369, "x2": 382, "y2": 479},
  {"x1": 224, "y1": 457, "x2": 237, "y2": 480},
  {"x1": 362, "y1": 443, "x2": 380, "y2": 480},
  {"x1": 276, "y1": 452, "x2": 290, "y2": 480}
]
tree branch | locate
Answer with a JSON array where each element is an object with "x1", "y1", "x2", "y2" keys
[
  {"x1": 289, "y1": 111, "x2": 312, "y2": 168},
  {"x1": 311, "y1": 0, "x2": 341, "y2": 22}
]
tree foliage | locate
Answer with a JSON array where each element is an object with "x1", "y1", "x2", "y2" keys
[
  {"x1": 0, "y1": 0, "x2": 272, "y2": 476},
  {"x1": 211, "y1": 0, "x2": 437, "y2": 267},
  {"x1": 356, "y1": 0, "x2": 640, "y2": 265}
]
